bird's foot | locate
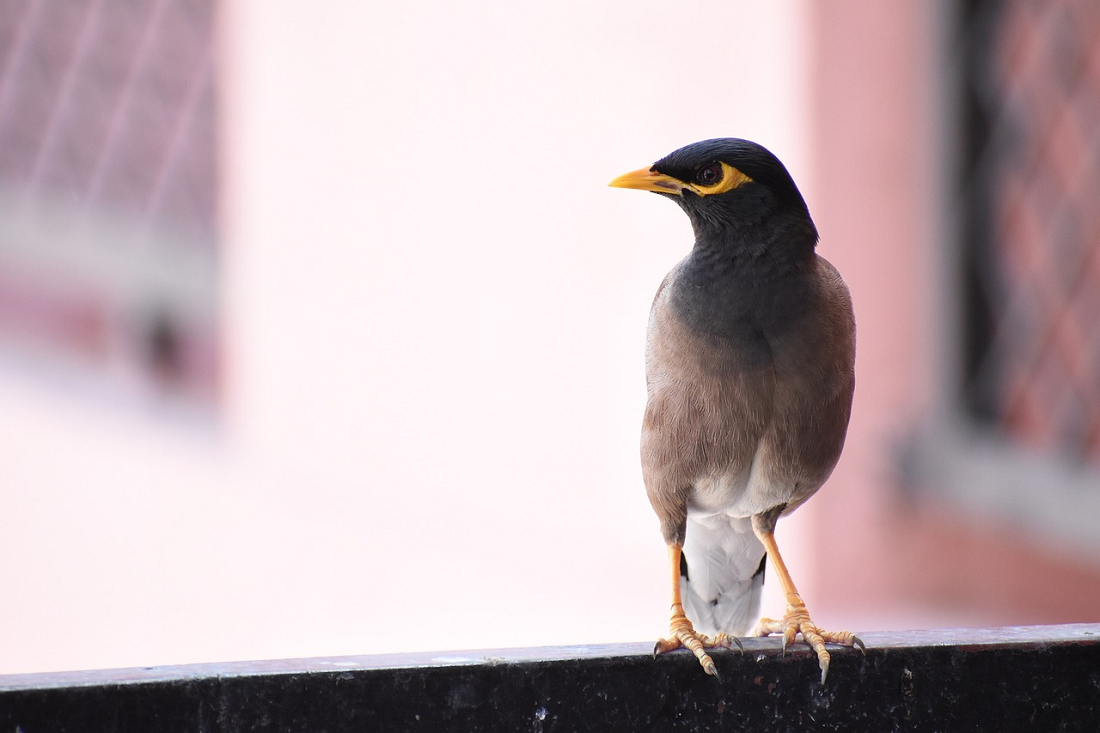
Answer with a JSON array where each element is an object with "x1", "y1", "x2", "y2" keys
[
  {"x1": 752, "y1": 601, "x2": 864, "y2": 683},
  {"x1": 654, "y1": 604, "x2": 741, "y2": 677}
]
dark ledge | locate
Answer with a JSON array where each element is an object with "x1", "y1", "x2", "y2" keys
[{"x1": 2, "y1": 624, "x2": 1099, "y2": 731}]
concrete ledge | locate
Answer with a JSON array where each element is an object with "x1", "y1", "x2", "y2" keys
[{"x1": 2, "y1": 624, "x2": 1098, "y2": 731}]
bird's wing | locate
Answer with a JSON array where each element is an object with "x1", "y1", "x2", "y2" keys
[
  {"x1": 755, "y1": 254, "x2": 856, "y2": 517},
  {"x1": 681, "y1": 512, "x2": 766, "y2": 636}
]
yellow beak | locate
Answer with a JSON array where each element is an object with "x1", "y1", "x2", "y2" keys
[{"x1": 608, "y1": 166, "x2": 685, "y2": 195}]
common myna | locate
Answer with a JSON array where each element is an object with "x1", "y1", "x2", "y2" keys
[{"x1": 610, "y1": 138, "x2": 860, "y2": 682}]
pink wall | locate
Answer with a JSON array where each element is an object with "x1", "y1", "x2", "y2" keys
[{"x1": 802, "y1": 1, "x2": 1100, "y2": 632}]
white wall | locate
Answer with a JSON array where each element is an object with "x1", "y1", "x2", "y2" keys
[{"x1": 1, "y1": 0, "x2": 811, "y2": 673}]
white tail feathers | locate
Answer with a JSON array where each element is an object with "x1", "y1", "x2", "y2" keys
[{"x1": 681, "y1": 513, "x2": 767, "y2": 636}]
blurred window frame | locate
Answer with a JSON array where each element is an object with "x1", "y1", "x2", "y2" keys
[{"x1": 901, "y1": 0, "x2": 1100, "y2": 554}]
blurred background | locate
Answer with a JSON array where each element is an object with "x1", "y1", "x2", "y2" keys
[{"x1": 1, "y1": 0, "x2": 1098, "y2": 675}]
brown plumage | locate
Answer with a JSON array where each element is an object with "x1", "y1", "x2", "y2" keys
[{"x1": 610, "y1": 138, "x2": 860, "y2": 682}]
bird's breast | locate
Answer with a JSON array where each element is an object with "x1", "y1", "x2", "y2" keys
[
  {"x1": 641, "y1": 256, "x2": 854, "y2": 523},
  {"x1": 641, "y1": 285, "x2": 777, "y2": 511}
]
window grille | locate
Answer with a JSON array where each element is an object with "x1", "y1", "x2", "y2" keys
[
  {"x1": 903, "y1": 0, "x2": 1100, "y2": 551},
  {"x1": 959, "y1": 0, "x2": 1100, "y2": 463},
  {"x1": 0, "y1": 0, "x2": 218, "y2": 406}
]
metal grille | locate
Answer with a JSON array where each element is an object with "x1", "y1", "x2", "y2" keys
[
  {"x1": 0, "y1": 0, "x2": 216, "y2": 235},
  {"x1": 0, "y1": 0, "x2": 217, "y2": 404},
  {"x1": 960, "y1": 0, "x2": 1100, "y2": 462}
]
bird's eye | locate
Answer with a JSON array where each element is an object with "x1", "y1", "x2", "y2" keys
[{"x1": 695, "y1": 163, "x2": 723, "y2": 187}]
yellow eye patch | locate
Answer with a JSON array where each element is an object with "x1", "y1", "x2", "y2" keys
[
  {"x1": 609, "y1": 161, "x2": 753, "y2": 197},
  {"x1": 686, "y1": 162, "x2": 754, "y2": 196}
]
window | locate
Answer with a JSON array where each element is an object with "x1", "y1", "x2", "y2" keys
[
  {"x1": 904, "y1": 0, "x2": 1100, "y2": 550},
  {"x1": 0, "y1": 0, "x2": 218, "y2": 410}
]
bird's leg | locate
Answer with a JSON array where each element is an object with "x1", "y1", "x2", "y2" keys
[
  {"x1": 653, "y1": 544, "x2": 734, "y2": 676},
  {"x1": 750, "y1": 517, "x2": 863, "y2": 683}
]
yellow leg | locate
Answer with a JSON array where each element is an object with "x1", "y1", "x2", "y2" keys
[
  {"x1": 652, "y1": 544, "x2": 736, "y2": 676},
  {"x1": 752, "y1": 527, "x2": 864, "y2": 683}
]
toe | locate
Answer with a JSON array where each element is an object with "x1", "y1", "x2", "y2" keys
[
  {"x1": 701, "y1": 655, "x2": 718, "y2": 678},
  {"x1": 653, "y1": 636, "x2": 681, "y2": 656},
  {"x1": 782, "y1": 625, "x2": 798, "y2": 654},
  {"x1": 818, "y1": 653, "x2": 830, "y2": 684}
]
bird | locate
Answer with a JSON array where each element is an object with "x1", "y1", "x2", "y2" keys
[{"x1": 609, "y1": 138, "x2": 860, "y2": 682}]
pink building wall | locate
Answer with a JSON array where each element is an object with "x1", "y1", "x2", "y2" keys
[{"x1": 803, "y1": 1, "x2": 1100, "y2": 632}]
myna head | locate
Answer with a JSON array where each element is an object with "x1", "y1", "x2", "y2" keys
[{"x1": 610, "y1": 138, "x2": 817, "y2": 253}]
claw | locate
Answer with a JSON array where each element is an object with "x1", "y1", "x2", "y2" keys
[
  {"x1": 655, "y1": 621, "x2": 733, "y2": 676},
  {"x1": 656, "y1": 547, "x2": 739, "y2": 677},
  {"x1": 708, "y1": 632, "x2": 743, "y2": 654},
  {"x1": 750, "y1": 528, "x2": 859, "y2": 683},
  {"x1": 753, "y1": 608, "x2": 859, "y2": 683}
]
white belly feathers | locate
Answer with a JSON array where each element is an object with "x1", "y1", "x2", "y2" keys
[{"x1": 687, "y1": 445, "x2": 793, "y2": 518}]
